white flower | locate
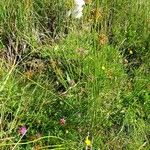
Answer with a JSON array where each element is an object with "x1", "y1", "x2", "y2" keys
[
  {"x1": 75, "y1": 0, "x2": 85, "y2": 7},
  {"x1": 72, "y1": 6, "x2": 84, "y2": 18},
  {"x1": 67, "y1": 0, "x2": 85, "y2": 19}
]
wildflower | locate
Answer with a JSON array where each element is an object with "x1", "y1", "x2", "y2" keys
[
  {"x1": 129, "y1": 50, "x2": 133, "y2": 54},
  {"x1": 67, "y1": 0, "x2": 85, "y2": 19},
  {"x1": 65, "y1": 130, "x2": 69, "y2": 134},
  {"x1": 102, "y1": 66, "x2": 106, "y2": 70},
  {"x1": 19, "y1": 126, "x2": 27, "y2": 136},
  {"x1": 59, "y1": 118, "x2": 66, "y2": 125},
  {"x1": 85, "y1": 136, "x2": 91, "y2": 146}
]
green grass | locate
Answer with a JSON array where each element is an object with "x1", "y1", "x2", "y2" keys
[{"x1": 0, "y1": 0, "x2": 150, "y2": 149}]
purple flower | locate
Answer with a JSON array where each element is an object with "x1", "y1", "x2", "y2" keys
[
  {"x1": 19, "y1": 126, "x2": 27, "y2": 136},
  {"x1": 59, "y1": 118, "x2": 66, "y2": 125}
]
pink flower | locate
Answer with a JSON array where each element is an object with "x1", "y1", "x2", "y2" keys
[
  {"x1": 59, "y1": 118, "x2": 66, "y2": 125},
  {"x1": 19, "y1": 126, "x2": 27, "y2": 136}
]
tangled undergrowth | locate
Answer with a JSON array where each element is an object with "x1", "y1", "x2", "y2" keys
[{"x1": 0, "y1": 0, "x2": 150, "y2": 149}]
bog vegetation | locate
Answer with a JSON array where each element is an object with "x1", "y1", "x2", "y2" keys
[{"x1": 0, "y1": 0, "x2": 150, "y2": 149}]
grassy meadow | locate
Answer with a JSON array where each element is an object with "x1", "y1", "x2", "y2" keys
[{"x1": 0, "y1": 0, "x2": 150, "y2": 149}]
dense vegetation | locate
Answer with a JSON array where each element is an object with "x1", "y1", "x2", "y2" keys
[{"x1": 0, "y1": 0, "x2": 150, "y2": 149}]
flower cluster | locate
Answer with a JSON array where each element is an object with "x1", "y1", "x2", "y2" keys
[
  {"x1": 85, "y1": 136, "x2": 91, "y2": 146},
  {"x1": 19, "y1": 126, "x2": 27, "y2": 136},
  {"x1": 59, "y1": 117, "x2": 66, "y2": 125}
]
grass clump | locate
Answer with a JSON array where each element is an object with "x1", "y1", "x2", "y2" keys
[{"x1": 0, "y1": 0, "x2": 150, "y2": 149}]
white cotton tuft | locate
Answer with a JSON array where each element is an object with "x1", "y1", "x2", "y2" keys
[
  {"x1": 67, "y1": 0, "x2": 85, "y2": 19},
  {"x1": 74, "y1": 0, "x2": 85, "y2": 7},
  {"x1": 72, "y1": 6, "x2": 84, "y2": 18}
]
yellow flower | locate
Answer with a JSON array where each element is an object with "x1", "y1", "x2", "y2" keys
[
  {"x1": 85, "y1": 136, "x2": 91, "y2": 146},
  {"x1": 129, "y1": 50, "x2": 133, "y2": 54},
  {"x1": 102, "y1": 66, "x2": 106, "y2": 70}
]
